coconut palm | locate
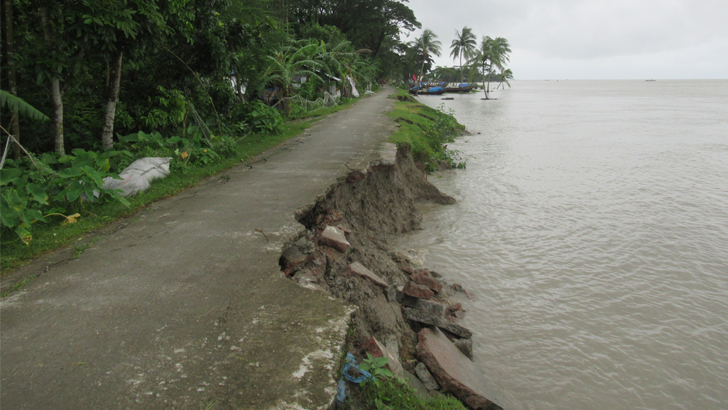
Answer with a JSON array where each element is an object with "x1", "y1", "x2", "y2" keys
[
  {"x1": 497, "y1": 68, "x2": 514, "y2": 89},
  {"x1": 469, "y1": 36, "x2": 494, "y2": 99},
  {"x1": 413, "y1": 29, "x2": 442, "y2": 95},
  {"x1": 469, "y1": 36, "x2": 511, "y2": 99},
  {"x1": 491, "y1": 37, "x2": 512, "y2": 74},
  {"x1": 449, "y1": 26, "x2": 477, "y2": 83}
]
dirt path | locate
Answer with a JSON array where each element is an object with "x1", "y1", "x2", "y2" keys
[{"x1": 1, "y1": 88, "x2": 398, "y2": 410}]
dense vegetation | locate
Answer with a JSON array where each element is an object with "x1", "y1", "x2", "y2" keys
[
  {"x1": 0, "y1": 0, "x2": 423, "y2": 248},
  {"x1": 0, "y1": 1, "x2": 495, "y2": 268}
]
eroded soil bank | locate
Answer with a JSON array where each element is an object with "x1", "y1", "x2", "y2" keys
[{"x1": 279, "y1": 143, "x2": 503, "y2": 409}]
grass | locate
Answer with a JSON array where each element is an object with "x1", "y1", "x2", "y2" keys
[
  {"x1": 386, "y1": 88, "x2": 465, "y2": 171},
  {"x1": 0, "y1": 98, "x2": 361, "y2": 278},
  {"x1": 359, "y1": 376, "x2": 466, "y2": 410}
]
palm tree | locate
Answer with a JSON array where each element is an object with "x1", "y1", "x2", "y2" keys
[
  {"x1": 469, "y1": 36, "x2": 494, "y2": 99},
  {"x1": 449, "y1": 26, "x2": 477, "y2": 83},
  {"x1": 413, "y1": 29, "x2": 441, "y2": 95},
  {"x1": 491, "y1": 37, "x2": 512, "y2": 76},
  {"x1": 469, "y1": 36, "x2": 511, "y2": 99},
  {"x1": 497, "y1": 68, "x2": 514, "y2": 89}
]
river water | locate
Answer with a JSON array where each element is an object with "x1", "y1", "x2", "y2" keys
[{"x1": 402, "y1": 80, "x2": 728, "y2": 410}]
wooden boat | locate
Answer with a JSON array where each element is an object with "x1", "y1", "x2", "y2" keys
[
  {"x1": 444, "y1": 83, "x2": 475, "y2": 93},
  {"x1": 409, "y1": 86, "x2": 445, "y2": 95}
]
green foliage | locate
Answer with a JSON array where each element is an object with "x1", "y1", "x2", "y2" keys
[
  {"x1": 0, "y1": 90, "x2": 49, "y2": 122},
  {"x1": 388, "y1": 89, "x2": 465, "y2": 171},
  {"x1": 2, "y1": 119, "x2": 319, "y2": 272},
  {"x1": 0, "y1": 149, "x2": 131, "y2": 245},
  {"x1": 361, "y1": 377, "x2": 466, "y2": 410},
  {"x1": 232, "y1": 101, "x2": 284, "y2": 134},
  {"x1": 358, "y1": 354, "x2": 394, "y2": 389}
]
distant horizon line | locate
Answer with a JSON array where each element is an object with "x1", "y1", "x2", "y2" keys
[{"x1": 509, "y1": 78, "x2": 728, "y2": 81}]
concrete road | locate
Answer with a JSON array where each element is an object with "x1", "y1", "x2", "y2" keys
[{"x1": 1, "y1": 87, "x2": 398, "y2": 409}]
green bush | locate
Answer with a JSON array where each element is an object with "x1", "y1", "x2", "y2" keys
[
  {"x1": 231, "y1": 100, "x2": 284, "y2": 135},
  {"x1": 1, "y1": 149, "x2": 131, "y2": 245}
]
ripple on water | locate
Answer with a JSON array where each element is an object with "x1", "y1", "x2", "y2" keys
[{"x1": 400, "y1": 81, "x2": 728, "y2": 410}]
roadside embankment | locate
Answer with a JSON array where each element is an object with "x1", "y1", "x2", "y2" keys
[{"x1": 278, "y1": 96, "x2": 503, "y2": 408}]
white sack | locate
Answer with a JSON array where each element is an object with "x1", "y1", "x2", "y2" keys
[{"x1": 102, "y1": 157, "x2": 172, "y2": 197}]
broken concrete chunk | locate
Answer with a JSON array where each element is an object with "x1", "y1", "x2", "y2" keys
[
  {"x1": 402, "y1": 281, "x2": 434, "y2": 300},
  {"x1": 454, "y1": 338, "x2": 474, "y2": 361},
  {"x1": 294, "y1": 237, "x2": 315, "y2": 254},
  {"x1": 319, "y1": 226, "x2": 350, "y2": 252},
  {"x1": 403, "y1": 308, "x2": 473, "y2": 339},
  {"x1": 451, "y1": 283, "x2": 474, "y2": 300},
  {"x1": 417, "y1": 328, "x2": 503, "y2": 410},
  {"x1": 415, "y1": 361, "x2": 440, "y2": 391},
  {"x1": 293, "y1": 270, "x2": 325, "y2": 292},
  {"x1": 446, "y1": 303, "x2": 467, "y2": 322},
  {"x1": 348, "y1": 262, "x2": 388, "y2": 289},
  {"x1": 412, "y1": 272, "x2": 442, "y2": 293},
  {"x1": 385, "y1": 287, "x2": 398, "y2": 303},
  {"x1": 402, "y1": 369, "x2": 430, "y2": 399},
  {"x1": 279, "y1": 246, "x2": 311, "y2": 276},
  {"x1": 414, "y1": 299, "x2": 446, "y2": 317}
]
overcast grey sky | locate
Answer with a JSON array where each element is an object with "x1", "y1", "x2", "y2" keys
[{"x1": 404, "y1": 0, "x2": 728, "y2": 79}]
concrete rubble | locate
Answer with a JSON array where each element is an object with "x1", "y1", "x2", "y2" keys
[{"x1": 418, "y1": 327, "x2": 504, "y2": 410}]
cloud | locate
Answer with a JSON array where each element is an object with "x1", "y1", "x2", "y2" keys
[{"x1": 405, "y1": 0, "x2": 728, "y2": 78}]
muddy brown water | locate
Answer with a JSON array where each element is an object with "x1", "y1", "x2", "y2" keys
[{"x1": 399, "y1": 80, "x2": 728, "y2": 409}]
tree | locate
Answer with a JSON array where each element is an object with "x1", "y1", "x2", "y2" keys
[
  {"x1": 449, "y1": 26, "x2": 476, "y2": 83},
  {"x1": 413, "y1": 29, "x2": 441, "y2": 95},
  {"x1": 80, "y1": 0, "x2": 190, "y2": 149},
  {"x1": 263, "y1": 40, "x2": 324, "y2": 114},
  {"x1": 469, "y1": 36, "x2": 510, "y2": 99},
  {"x1": 3, "y1": 0, "x2": 21, "y2": 159},
  {"x1": 497, "y1": 68, "x2": 514, "y2": 89}
]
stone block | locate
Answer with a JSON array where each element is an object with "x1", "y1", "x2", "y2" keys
[
  {"x1": 402, "y1": 281, "x2": 434, "y2": 300},
  {"x1": 396, "y1": 286, "x2": 405, "y2": 303},
  {"x1": 403, "y1": 308, "x2": 472, "y2": 339},
  {"x1": 414, "y1": 362, "x2": 440, "y2": 391},
  {"x1": 414, "y1": 299, "x2": 446, "y2": 317},
  {"x1": 279, "y1": 246, "x2": 310, "y2": 277},
  {"x1": 412, "y1": 273, "x2": 442, "y2": 293},
  {"x1": 454, "y1": 338, "x2": 474, "y2": 361},
  {"x1": 319, "y1": 226, "x2": 350, "y2": 252},
  {"x1": 348, "y1": 262, "x2": 388, "y2": 289},
  {"x1": 417, "y1": 327, "x2": 503, "y2": 410}
]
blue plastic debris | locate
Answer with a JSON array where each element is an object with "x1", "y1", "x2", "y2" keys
[
  {"x1": 336, "y1": 379, "x2": 347, "y2": 403},
  {"x1": 342, "y1": 353, "x2": 372, "y2": 384}
]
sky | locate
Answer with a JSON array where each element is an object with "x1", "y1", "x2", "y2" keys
[{"x1": 403, "y1": 0, "x2": 728, "y2": 79}]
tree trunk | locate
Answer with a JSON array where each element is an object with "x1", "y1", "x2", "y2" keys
[
  {"x1": 459, "y1": 52, "x2": 463, "y2": 84},
  {"x1": 4, "y1": 0, "x2": 21, "y2": 159},
  {"x1": 101, "y1": 50, "x2": 123, "y2": 149},
  {"x1": 486, "y1": 65, "x2": 492, "y2": 97},
  {"x1": 40, "y1": 6, "x2": 65, "y2": 154},
  {"x1": 482, "y1": 62, "x2": 488, "y2": 99},
  {"x1": 50, "y1": 76, "x2": 64, "y2": 154},
  {"x1": 417, "y1": 52, "x2": 426, "y2": 96}
]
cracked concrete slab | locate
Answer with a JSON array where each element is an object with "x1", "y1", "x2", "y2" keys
[{"x1": 1, "y1": 88, "x2": 398, "y2": 409}]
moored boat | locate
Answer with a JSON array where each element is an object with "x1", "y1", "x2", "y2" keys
[
  {"x1": 444, "y1": 83, "x2": 475, "y2": 93},
  {"x1": 409, "y1": 86, "x2": 445, "y2": 95}
]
